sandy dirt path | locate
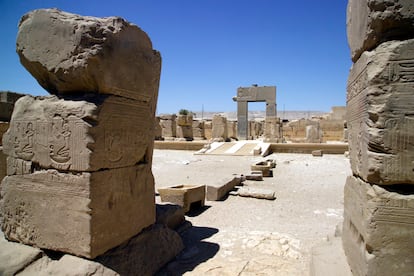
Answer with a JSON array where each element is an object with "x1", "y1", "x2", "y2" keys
[{"x1": 153, "y1": 149, "x2": 351, "y2": 275}]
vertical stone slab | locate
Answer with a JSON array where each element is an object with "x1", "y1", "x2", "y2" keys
[
  {"x1": 0, "y1": 164, "x2": 155, "y2": 258},
  {"x1": 212, "y1": 115, "x2": 228, "y2": 141},
  {"x1": 237, "y1": 101, "x2": 248, "y2": 140},
  {"x1": 159, "y1": 115, "x2": 176, "y2": 140},
  {"x1": 346, "y1": 39, "x2": 414, "y2": 185},
  {"x1": 192, "y1": 120, "x2": 205, "y2": 140},
  {"x1": 342, "y1": 175, "x2": 414, "y2": 276}
]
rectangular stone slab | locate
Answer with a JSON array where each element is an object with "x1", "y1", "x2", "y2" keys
[
  {"x1": 206, "y1": 176, "x2": 242, "y2": 201},
  {"x1": 0, "y1": 164, "x2": 155, "y2": 258},
  {"x1": 3, "y1": 94, "x2": 155, "y2": 172},
  {"x1": 342, "y1": 175, "x2": 414, "y2": 276},
  {"x1": 346, "y1": 39, "x2": 414, "y2": 185}
]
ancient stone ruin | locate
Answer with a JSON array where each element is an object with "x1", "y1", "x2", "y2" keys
[
  {"x1": 344, "y1": 0, "x2": 414, "y2": 274},
  {"x1": 1, "y1": 8, "x2": 161, "y2": 259}
]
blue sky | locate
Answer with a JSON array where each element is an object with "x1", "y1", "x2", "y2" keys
[{"x1": 1, "y1": 0, "x2": 351, "y2": 114}]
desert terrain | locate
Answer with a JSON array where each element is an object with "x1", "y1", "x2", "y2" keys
[{"x1": 153, "y1": 149, "x2": 351, "y2": 275}]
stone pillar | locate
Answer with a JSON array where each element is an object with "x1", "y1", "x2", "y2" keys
[
  {"x1": 212, "y1": 115, "x2": 228, "y2": 141},
  {"x1": 237, "y1": 101, "x2": 248, "y2": 140},
  {"x1": 305, "y1": 125, "x2": 322, "y2": 143},
  {"x1": 264, "y1": 117, "x2": 282, "y2": 142},
  {"x1": 0, "y1": 9, "x2": 161, "y2": 259},
  {"x1": 192, "y1": 120, "x2": 205, "y2": 140},
  {"x1": 344, "y1": 1, "x2": 414, "y2": 275},
  {"x1": 159, "y1": 114, "x2": 176, "y2": 141},
  {"x1": 176, "y1": 114, "x2": 193, "y2": 141}
]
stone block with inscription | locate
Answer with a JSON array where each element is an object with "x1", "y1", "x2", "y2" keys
[
  {"x1": 0, "y1": 164, "x2": 155, "y2": 258},
  {"x1": 16, "y1": 9, "x2": 161, "y2": 101},
  {"x1": 342, "y1": 175, "x2": 414, "y2": 276},
  {"x1": 347, "y1": 0, "x2": 414, "y2": 62},
  {"x1": 347, "y1": 39, "x2": 414, "y2": 185},
  {"x1": 2, "y1": 95, "x2": 155, "y2": 172}
]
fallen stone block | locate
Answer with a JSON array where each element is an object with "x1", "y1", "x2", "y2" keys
[
  {"x1": 0, "y1": 164, "x2": 155, "y2": 259},
  {"x1": 156, "y1": 203, "x2": 185, "y2": 230},
  {"x1": 0, "y1": 231, "x2": 43, "y2": 276},
  {"x1": 310, "y1": 237, "x2": 352, "y2": 276},
  {"x1": 96, "y1": 224, "x2": 184, "y2": 276},
  {"x1": 347, "y1": 39, "x2": 414, "y2": 185},
  {"x1": 237, "y1": 187, "x2": 276, "y2": 200},
  {"x1": 206, "y1": 176, "x2": 242, "y2": 201},
  {"x1": 158, "y1": 184, "x2": 205, "y2": 213},
  {"x1": 342, "y1": 175, "x2": 414, "y2": 276},
  {"x1": 347, "y1": 0, "x2": 414, "y2": 62},
  {"x1": 245, "y1": 171, "x2": 263, "y2": 181},
  {"x1": 251, "y1": 161, "x2": 273, "y2": 177},
  {"x1": 2, "y1": 95, "x2": 156, "y2": 172},
  {"x1": 312, "y1": 150, "x2": 323, "y2": 157},
  {"x1": 16, "y1": 9, "x2": 161, "y2": 101}
]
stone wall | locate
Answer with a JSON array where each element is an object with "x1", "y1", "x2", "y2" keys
[
  {"x1": 343, "y1": 1, "x2": 414, "y2": 275},
  {"x1": 0, "y1": 9, "x2": 161, "y2": 259}
]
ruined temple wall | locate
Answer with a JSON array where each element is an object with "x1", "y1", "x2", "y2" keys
[
  {"x1": 1, "y1": 9, "x2": 161, "y2": 259},
  {"x1": 343, "y1": 1, "x2": 414, "y2": 274}
]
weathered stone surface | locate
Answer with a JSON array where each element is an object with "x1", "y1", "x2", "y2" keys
[
  {"x1": 159, "y1": 115, "x2": 176, "y2": 139},
  {"x1": 238, "y1": 187, "x2": 276, "y2": 200},
  {"x1": 306, "y1": 125, "x2": 322, "y2": 143},
  {"x1": 264, "y1": 117, "x2": 281, "y2": 142},
  {"x1": 19, "y1": 255, "x2": 118, "y2": 276},
  {"x1": 251, "y1": 161, "x2": 273, "y2": 177},
  {"x1": 206, "y1": 176, "x2": 242, "y2": 201},
  {"x1": 2, "y1": 95, "x2": 155, "y2": 172},
  {"x1": 96, "y1": 224, "x2": 184, "y2": 276},
  {"x1": 312, "y1": 150, "x2": 323, "y2": 157},
  {"x1": 245, "y1": 171, "x2": 264, "y2": 181},
  {"x1": 342, "y1": 175, "x2": 414, "y2": 276},
  {"x1": 192, "y1": 120, "x2": 205, "y2": 140},
  {"x1": 158, "y1": 184, "x2": 205, "y2": 213},
  {"x1": 347, "y1": 0, "x2": 414, "y2": 62},
  {"x1": 347, "y1": 39, "x2": 414, "y2": 185},
  {"x1": 0, "y1": 164, "x2": 155, "y2": 258},
  {"x1": 211, "y1": 115, "x2": 228, "y2": 140},
  {"x1": 0, "y1": 231, "x2": 43, "y2": 276},
  {"x1": 176, "y1": 114, "x2": 193, "y2": 127},
  {"x1": 156, "y1": 203, "x2": 185, "y2": 230},
  {"x1": 16, "y1": 9, "x2": 161, "y2": 102}
]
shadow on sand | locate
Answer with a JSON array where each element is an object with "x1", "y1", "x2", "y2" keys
[{"x1": 156, "y1": 225, "x2": 220, "y2": 275}]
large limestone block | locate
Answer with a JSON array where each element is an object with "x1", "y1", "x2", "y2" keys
[
  {"x1": 3, "y1": 95, "x2": 155, "y2": 172},
  {"x1": 16, "y1": 9, "x2": 161, "y2": 102},
  {"x1": 342, "y1": 175, "x2": 414, "y2": 276},
  {"x1": 347, "y1": 0, "x2": 414, "y2": 62},
  {"x1": 212, "y1": 115, "x2": 228, "y2": 140},
  {"x1": 0, "y1": 164, "x2": 155, "y2": 258},
  {"x1": 347, "y1": 39, "x2": 414, "y2": 185}
]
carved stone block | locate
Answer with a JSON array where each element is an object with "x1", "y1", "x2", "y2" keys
[
  {"x1": 347, "y1": 0, "x2": 414, "y2": 62},
  {"x1": 212, "y1": 115, "x2": 228, "y2": 140},
  {"x1": 347, "y1": 39, "x2": 414, "y2": 185},
  {"x1": 0, "y1": 164, "x2": 155, "y2": 258},
  {"x1": 16, "y1": 9, "x2": 161, "y2": 102},
  {"x1": 159, "y1": 116, "x2": 176, "y2": 139},
  {"x1": 157, "y1": 184, "x2": 205, "y2": 213},
  {"x1": 342, "y1": 175, "x2": 414, "y2": 276},
  {"x1": 3, "y1": 95, "x2": 155, "y2": 172}
]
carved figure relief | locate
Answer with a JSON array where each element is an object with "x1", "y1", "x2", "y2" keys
[
  {"x1": 13, "y1": 121, "x2": 35, "y2": 160},
  {"x1": 49, "y1": 116, "x2": 71, "y2": 164}
]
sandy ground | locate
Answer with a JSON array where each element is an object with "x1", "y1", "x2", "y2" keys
[{"x1": 152, "y1": 149, "x2": 351, "y2": 275}]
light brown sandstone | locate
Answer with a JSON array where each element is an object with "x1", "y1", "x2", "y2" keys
[
  {"x1": 1, "y1": 164, "x2": 155, "y2": 258},
  {"x1": 342, "y1": 175, "x2": 414, "y2": 276},
  {"x1": 347, "y1": 39, "x2": 414, "y2": 185},
  {"x1": 16, "y1": 9, "x2": 161, "y2": 102},
  {"x1": 2, "y1": 95, "x2": 155, "y2": 172},
  {"x1": 347, "y1": 0, "x2": 414, "y2": 62}
]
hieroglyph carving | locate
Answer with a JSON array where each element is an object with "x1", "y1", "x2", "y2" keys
[
  {"x1": 3, "y1": 95, "x2": 154, "y2": 172},
  {"x1": 346, "y1": 39, "x2": 414, "y2": 184}
]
